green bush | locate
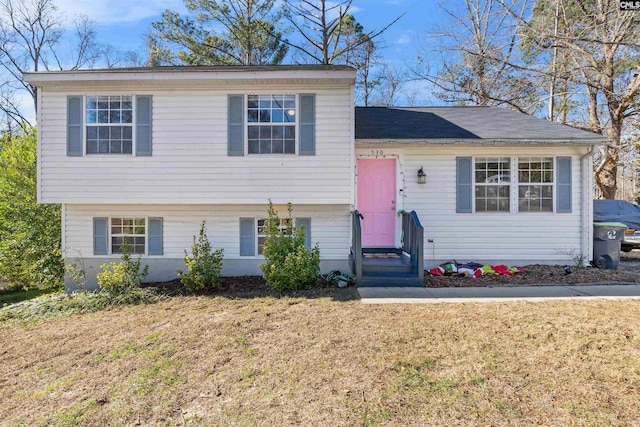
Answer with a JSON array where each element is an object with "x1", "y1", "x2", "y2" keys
[
  {"x1": 177, "y1": 221, "x2": 224, "y2": 292},
  {"x1": 97, "y1": 244, "x2": 149, "y2": 296},
  {"x1": 0, "y1": 128, "x2": 62, "y2": 289},
  {"x1": 259, "y1": 202, "x2": 320, "y2": 291}
]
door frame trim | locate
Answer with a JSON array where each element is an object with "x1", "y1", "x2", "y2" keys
[{"x1": 355, "y1": 152, "x2": 405, "y2": 247}]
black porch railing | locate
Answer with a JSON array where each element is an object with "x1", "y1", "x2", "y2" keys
[
  {"x1": 350, "y1": 210, "x2": 424, "y2": 287},
  {"x1": 401, "y1": 211, "x2": 424, "y2": 281}
]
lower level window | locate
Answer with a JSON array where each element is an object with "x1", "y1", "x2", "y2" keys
[
  {"x1": 111, "y1": 218, "x2": 146, "y2": 254},
  {"x1": 257, "y1": 218, "x2": 292, "y2": 255}
]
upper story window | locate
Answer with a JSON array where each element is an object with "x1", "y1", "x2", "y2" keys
[
  {"x1": 85, "y1": 96, "x2": 133, "y2": 154},
  {"x1": 474, "y1": 157, "x2": 511, "y2": 212},
  {"x1": 247, "y1": 95, "x2": 296, "y2": 154},
  {"x1": 67, "y1": 94, "x2": 151, "y2": 157},
  {"x1": 228, "y1": 93, "x2": 314, "y2": 156},
  {"x1": 518, "y1": 157, "x2": 553, "y2": 212}
]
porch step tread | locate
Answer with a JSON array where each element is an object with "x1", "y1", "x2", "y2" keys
[
  {"x1": 358, "y1": 273, "x2": 424, "y2": 288},
  {"x1": 362, "y1": 257, "x2": 411, "y2": 267}
]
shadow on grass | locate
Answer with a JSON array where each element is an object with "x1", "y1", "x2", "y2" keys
[
  {"x1": 0, "y1": 287, "x2": 59, "y2": 306},
  {"x1": 145, "y1": 276, "x2": 360, "y2": 302}
]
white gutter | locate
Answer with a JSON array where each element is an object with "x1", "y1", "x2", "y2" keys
[{"x1": 580, "y1": 145, "x2": 598, "y2": 263}]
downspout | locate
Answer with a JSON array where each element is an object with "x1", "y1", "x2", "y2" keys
[{"x1": 580, "y1": 145, "x2": 597, "y2": 264}]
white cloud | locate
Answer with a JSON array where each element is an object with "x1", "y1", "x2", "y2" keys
[
  {"x1": 55, "y1": 0, "x2": 185, "y2": 24},
  {"x1": 394, "y1": 30, "x2": 413, "y2": 45}
]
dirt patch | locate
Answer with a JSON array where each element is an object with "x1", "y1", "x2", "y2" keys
[{"x1": 1, "y1": 297, "x2": 640, "y2": 425}]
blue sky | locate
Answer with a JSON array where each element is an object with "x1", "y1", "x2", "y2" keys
[{"x1": 53, "y1": 0, "x2": 446, "y2": 104}]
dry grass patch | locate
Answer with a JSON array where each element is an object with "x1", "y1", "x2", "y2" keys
[{"x1": 1, "y1": 291, "x2": 640, "y2": 425}]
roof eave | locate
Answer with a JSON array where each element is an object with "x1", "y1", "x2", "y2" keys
[
  {"x1": 23, "y1": 68, "x2": 356, "y2": 85},
  {"x1": 355, "y1": 138, "x2": 606, "y2": 146}
]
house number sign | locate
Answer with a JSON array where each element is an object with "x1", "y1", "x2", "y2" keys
[{"x1": 370, "y1": 150, "x2": 384, "y2": 157}]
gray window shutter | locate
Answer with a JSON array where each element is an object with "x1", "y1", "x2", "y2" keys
[
  {"x1": 67, "y1": 96, "x2": 83, "y2": 156},
  {"x1": 239, "y1": 218, "x2": 255, "y2": 256},
  {"x1": 299, "y1": 94, "x2": 315, "y2": 155},
  {"x1": 228, "y1": 94, "x2": 244, "y2": 156},
  {"x1": 136, "y1": 95, "x2": 152, "y2": 156},
  {"x1": 456, "y1": 157, "x2": 473, "y2": 213},
  {"x1": 93, "y1": 217, "x2": 108, "y2": 255},
  {"x1": 148, "y1": 217, "x2": 163, "y2": 255},
  {"x1": 297, "y1": 218, "x2": 311, "y2": 248},
  {"x1": 556, "y1": 156, "x2": 572, "y2": 213}
]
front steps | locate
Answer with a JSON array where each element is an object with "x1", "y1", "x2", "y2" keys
[{"x1": 350, "y1": 247, "x2": 424, "y2": 287}]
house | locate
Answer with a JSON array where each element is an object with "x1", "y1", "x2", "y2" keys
[{"x1": 23, "y1": 65, "x2": 606, "y2": 290}]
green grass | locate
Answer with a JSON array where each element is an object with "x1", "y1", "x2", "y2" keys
[{"x1": 0, "y1": 287, "x2": 59, "y2": 306}]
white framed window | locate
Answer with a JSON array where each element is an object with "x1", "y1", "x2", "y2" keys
[
  {"x1": 256, "y1": 217, "x2": 292, "y2": 255},
  {"x1": 474, "y1": 157, "x2": 511, "y2": 212},
  {"x1": 110, "y1": 217, "x2": 146, "y2": 254},
  {"x1": 85, "y1": 95, "x2": 133, "y2": 154},
  {"x1": 518, "y1": 157, "x2": 554, "y2": 212},
  {"x1": 247, "y1": 94, "x2": 296, "y2": 154}
]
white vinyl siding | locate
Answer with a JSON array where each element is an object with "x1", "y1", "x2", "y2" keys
[
  {"x1": 358, "y1": 145, "x2": 587, "y2": 265},
  {"x1": 39, "y1": 84, "x2": 351, "y2": 204},
  {"x1": 63, "y1": 204, "x2": 350, "y2": 260}
]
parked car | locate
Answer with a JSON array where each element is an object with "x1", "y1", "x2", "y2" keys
[{"x1": 593, "y1": 200, "x2": 640, "y2": 252}]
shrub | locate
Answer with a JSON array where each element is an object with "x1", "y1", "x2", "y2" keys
[
  {"x1": 177, "y1": 221, "x2": 224, "y2": 292},
  {"x1": 259, "y1": 202, "x2": 320, "y2": 291},
  {"x1": 97, "y1": 243, "x2": 149, "y2": 296},
  {"x1": 0, "y1": 128, "x2": 63, "y2": 289}
]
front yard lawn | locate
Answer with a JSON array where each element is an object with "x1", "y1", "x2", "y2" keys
[{"x1": 1, "y1": 288, "x2": 639, "y2": 425}]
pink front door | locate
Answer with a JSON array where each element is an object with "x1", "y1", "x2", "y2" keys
[{"x1": 357, "y1": 159, "x2": 396, "y2": 247}]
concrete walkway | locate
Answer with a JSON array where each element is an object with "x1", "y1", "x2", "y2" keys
[{"x1": 358, "y1": 284, "x2": 640, "y2": 304}]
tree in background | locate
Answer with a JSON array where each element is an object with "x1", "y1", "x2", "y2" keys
[
  {"x1": 514, "y1": 0, "x2": 640, "y2": 198},
  {"x1": 418, "y1": 0, "x2": 640, "y2": 199},
  {"x1": 414, "y1": 0, "x2": 539, "y2": 113},
  {"x1": 0, "y1": 0, "x2": 136, "y2": 129},
  {"x1": 149, "y1": 0, "x2": 288, "y2": 66},
  {"x1": 0, "y1": 127, "x2": 62, "y2": 288},
  {"x1": 283, "y1": 0, "x2": 402, "y2": 66}
]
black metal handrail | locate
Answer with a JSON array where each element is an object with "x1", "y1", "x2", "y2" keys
[
  {"x1": 351, "y1": 210, "x2": 363, "y2": 285},
  {"x1": 401, "y1": 211, "x2": 424, "y2": 279}
]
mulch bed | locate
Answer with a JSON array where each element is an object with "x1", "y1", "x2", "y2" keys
[
  {"x1": 143, "y1": 263, "x2": 640, "y2": 294},
  {"x1": 143, "y1": 275, "x2": 359, "y2": 300},
  {"x1": 424, "y1": 263, "x2": 640, "y2": 288}
]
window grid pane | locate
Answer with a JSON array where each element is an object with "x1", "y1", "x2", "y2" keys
[
  {"x1": 86, "y1": 95, "x2": 133, "y2": 155},
  {"x1": 474, "y1": 157, "x2": 511, "y2": 212},
  {"x1": 110, "y1": 217, "x2": 146, "y2": 254},
  {"x1": 247, "y1": 94, "x2": 296, "y2": 154},
  {"x1": 518, "y1": 157, "x2": 553, "y2": 212},
  {"x1": 256, "y1": 218, "x2": 293, "y2": 254}
]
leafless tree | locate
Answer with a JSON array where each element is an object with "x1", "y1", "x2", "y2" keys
[
  {"x1": 283, "y1": 0, "x2": 403, "y2": 65},
  {"x1": 0, "y1": 0, "x2": 102, "y2": 125},
  {"x1": 372, "y1": 64, "x2": 406, "y2": 106},
  {"x1": 502, "y1": 0, "x2": 640, "y2": 198},
  {"x1": 414, "y1": 0, "x2": 539, "y2": 114}
]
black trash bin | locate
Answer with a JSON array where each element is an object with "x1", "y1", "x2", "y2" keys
[{"x1": 593, "y1": 222, "x2": 627, "y2": 269}]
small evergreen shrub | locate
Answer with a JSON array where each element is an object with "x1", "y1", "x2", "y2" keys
[
  {"x1": 97, "y1": 243, "x2": 149, "y2": 296},
  {"x1": 260, "y1": 202, "x2": 320, "y2": 291},
  {"x1": 177, "y1": 221, "x2": 224, "y2": 292}
]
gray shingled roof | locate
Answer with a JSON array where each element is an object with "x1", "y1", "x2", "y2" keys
[{"x1": 355, "y1": 106, "x2": 604, "y2": 143}]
